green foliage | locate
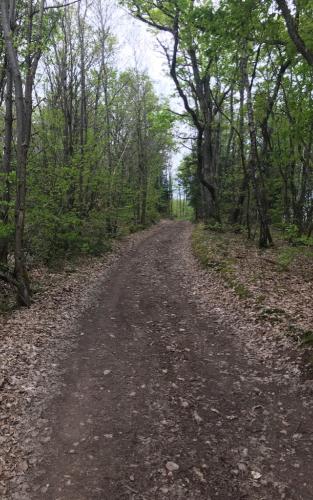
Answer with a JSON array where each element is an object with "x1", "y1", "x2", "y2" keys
[
  {"x1": 0, "y1": 221, "x2": 14, "y2": 240},
  {"x1": 277, "y1": 245, "x2": 313, "y2": 271},
  {"x1": 300, "y1": 331, "x2": 313, "y2": 346},
  {"x1": 0, "y1": 7, "x2": 174, "y2": 271},
  {"x1": 287, "y1": 324, "x2": 313, "y2": 347},
  {"x1": 123, "y1": 0, "x2": 313, "y2": 249},
  {"x1": 204, "y1": 222, "x2": 224, "y2": 233},
  {"x1": 171, "y1": 198, "x2": 193, "y2": 220},
  {"x1": 281, "y1": 223, "x2": 313, "y2": 246}
]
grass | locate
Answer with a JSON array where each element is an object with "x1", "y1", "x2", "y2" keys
[
  {"x1": 286, "y1": 324, "x2": 313, "y2": 346},
  {"x1": 192, "y1": 224, "x2": 250, "y2": 299},
  {"x1": 277, "y1": 246, "x2": 313, "y2": 271},
  {"x1": 300, "y1": 331, "x2": 313, "y2": 346},
  {"x1": 192, "y1": 223, "x2": 313, "y2": 363}
]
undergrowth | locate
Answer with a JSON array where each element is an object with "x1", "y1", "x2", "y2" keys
[
  {"x1": 277, "y1": 246, "x2": 313, "y2": 271},
  {"x1": 192, "y1": 223, "x2": 313, "y2": 355},
  {"x1": 192, "y1": 224, "x2": 250, "y2": 299}
]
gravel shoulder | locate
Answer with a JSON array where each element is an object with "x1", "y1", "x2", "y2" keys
[{"x1": 1, "y1": 220, "x2": 313, "y2": 499}]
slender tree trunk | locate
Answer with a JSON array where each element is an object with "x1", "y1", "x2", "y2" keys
[
  {"x1": 1, "y1": 0, "x2": 44, "y2": 305},
  {"x1": 77, "y1": 2, "x2": 88, "y2": 214},
  {"x1": 242, "y1": 48, "x2": 273, "y2": 248},
  {"x1": 0, "y1": 64, "x2": 13, "y2": 263},
  {"x1": 230, "y1": 61, "x2": 249, "y2": 226}
]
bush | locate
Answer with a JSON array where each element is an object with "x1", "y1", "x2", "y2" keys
[
  {"x1": 26, "y1": 208, "x2": 112, "y2": 264},
  {"x1": 204, "y1": 221, "x2": 224, "y2": 232},
  {"x1": 282, "y1": 223, "x2": 313, "y2": 246}
]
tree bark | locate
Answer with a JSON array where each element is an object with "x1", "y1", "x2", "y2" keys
[
  {"x1": 0, "y1": 62, "x2": 13, "y2": 263},
  {"x1": 242, "y1": 47, "x2": 273, "y2": 248},
  {"x1": 276, "y1": 0, "x2": 313, "y2": 67},
  {"x1": 1, "y1": 0, "x2": 44, "y2": 305}
]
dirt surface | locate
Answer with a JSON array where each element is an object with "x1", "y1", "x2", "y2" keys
[{"x1": 6, "y1": 221, "x2": 313, "y2": 499}]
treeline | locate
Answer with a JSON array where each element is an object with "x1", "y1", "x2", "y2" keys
[
  {"x1": 125, "y1": 0, "x2": 313, "y2": 247},
  {"x1": 0, "y1": 0, "x2": 173, "y2": 306}
]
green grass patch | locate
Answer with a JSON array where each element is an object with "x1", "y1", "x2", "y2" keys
[
  {"x1": 286, "y1": 324, "x2": 313, "y2": 346},
  {"x1": 277, "y1": 245, "x2": 313, "y2": 271},
  {"x1": 192, "y1": 224, "x2": 250, "y2": 299},
  {"x1": 300, "y1": 331, "x2": 313, "y2": 346}
]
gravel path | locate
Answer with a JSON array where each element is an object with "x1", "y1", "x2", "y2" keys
[{"x1": 7, "y1": 221, "x2": 313, "y2": 499}]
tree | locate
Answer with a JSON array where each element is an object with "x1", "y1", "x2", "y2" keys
[
  {"x1": 123, "y1": 0, "x2": 233, "y2": 221},
  {"x1": 0, "y1": 0, "x2": 48, "y2": 304},
  {"x1": 0, "y1": 0, "x2": 174, "y2": 306},
  {"x1": 276, "y1": 0, "x2": 313, "y2": 67}
]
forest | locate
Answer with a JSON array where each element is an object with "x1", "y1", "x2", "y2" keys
[
  {"x1": 0, "y1": 0, "x2": 173, "y2": 307},
  {"x1": 1, "y1": 2, "x2": 313, "y2": 498},
  {"x1": 1, "y1": 0, "x2": 313, "y2": 307},
  {"x1": 125, "y1": 0, "x2": 313, "y2": 246}
]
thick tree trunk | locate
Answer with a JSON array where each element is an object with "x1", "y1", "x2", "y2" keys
[{"x1": 196, "y1": 128, "x2": 220, "y2": 222}]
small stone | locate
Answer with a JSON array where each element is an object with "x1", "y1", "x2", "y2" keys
[
  {"x1": 193, "y1": 410, "x2": 203, "y2": 423},
  {"x1": 251, "y1": 471, "x2": 262, "y2": 480},
  {"x1": 103, "y1": 370, "x2": 112, "y2": 376},
  {"x1": 166, "y1": 461, "x2": 179, "y2": 472},
  {"x1": 41, "y1": 484, "x2": 50, "y2": 494},
  {"x1": 292, "y1": 433, "x2": 302, "y2": 440},
  {"x1": 193, "y1": 467, "x2": 206, "y2": 482},
  {"x1": 40, "y1": 436, "x2": 51, "y2": 444}
]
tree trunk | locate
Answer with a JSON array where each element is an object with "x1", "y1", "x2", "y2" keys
[
  {"x1": 242, "y1": 48, "x2": 273, "y2": 248},
  {"x1": 0, "y1": 63, "x2": 13, "y2": 263},
  {"x1": 1, "y1": 0, "x2": 44, "y2": 305}
]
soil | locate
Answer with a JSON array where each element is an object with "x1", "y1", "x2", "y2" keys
[{"x1": 4, "y1": 221, "x2": 313, "y2": 499}]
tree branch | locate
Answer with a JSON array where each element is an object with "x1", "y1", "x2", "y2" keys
[{"x1": 277, "y1": 0, "x2": 313, "y2": 66}]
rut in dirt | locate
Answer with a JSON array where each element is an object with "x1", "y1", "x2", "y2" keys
[{"x1": 26, "y1": 221, "x2": 313, "y2": 500}]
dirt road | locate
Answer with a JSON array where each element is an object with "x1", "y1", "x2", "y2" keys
[{"x1": 24, "y1": 221, "x2": 312, "y2": 499}]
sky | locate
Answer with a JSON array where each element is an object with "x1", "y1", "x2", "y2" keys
[
  {"x1": 112, "y1": 3, "x2": 189, "y2": 175},
  {"x1": 114, "y1": 4, "x2": 174, "y2": 96}
]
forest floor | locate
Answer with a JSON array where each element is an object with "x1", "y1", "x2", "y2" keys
[{"x1": 1, "y1": 220, "x2": 313, "y2": 499}]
